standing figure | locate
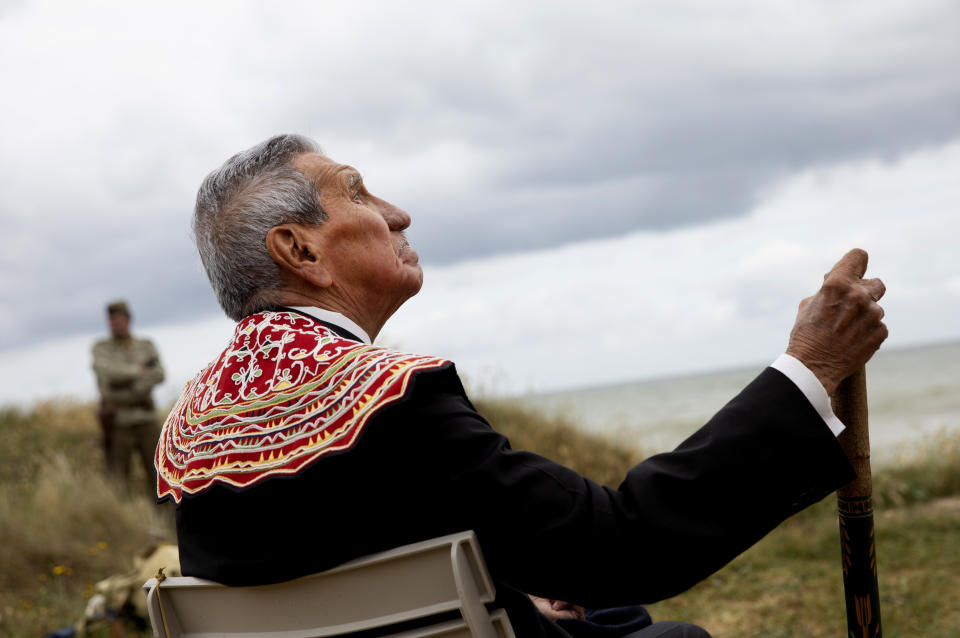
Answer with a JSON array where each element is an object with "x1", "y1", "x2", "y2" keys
[{"x1": 92, "y1": 300, "x2": 165, "y2": 494}]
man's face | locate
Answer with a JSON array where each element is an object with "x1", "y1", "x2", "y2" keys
[
  {"x1": 291, "y1": 153, "x2": 423, "y2": 309},
  {"x1": 108, "y1": 313, "x2": 130, "y2": 339}
]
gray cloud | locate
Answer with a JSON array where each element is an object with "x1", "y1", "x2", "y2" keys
[
  {"x1": 2, "y1": 0, "x2": 959, "y2": 349},
  {"x1": 1, "y1": 211, "x2": 220, "y2": 350},
  {"x1": 273, "y1": 2, "x2": 960, "y2": 260}
]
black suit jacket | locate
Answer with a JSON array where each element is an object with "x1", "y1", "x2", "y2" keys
[{"x1": 174, "y1": 355, "x2": 853, "y2": 638}]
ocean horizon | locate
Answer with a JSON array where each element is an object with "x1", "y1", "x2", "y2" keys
[{"x1": 515, "y1": 339, "x2": 960, "y2": 466}]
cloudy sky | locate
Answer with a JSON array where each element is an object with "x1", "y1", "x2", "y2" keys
[{"x1": 1, "y1": 0, "x2": 959, "y2": 406}]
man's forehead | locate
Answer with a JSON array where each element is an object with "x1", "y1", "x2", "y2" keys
[{"x1": 292, "y1": 152, "x2": 358, "y2": 185}]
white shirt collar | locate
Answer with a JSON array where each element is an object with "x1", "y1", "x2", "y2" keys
[{"x1": 287, "y1": 306, "x2": 372, "y2": 345}]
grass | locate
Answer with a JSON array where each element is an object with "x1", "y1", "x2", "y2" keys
[
  {"x1": 1, "y1": 399, "x2": 958, "y2": 638},
  {"x1": 481, "y1": 399, "x2": 960, "y2": 636},
  {"x1": 0, "y1": 402, "x2": 173, "y2": 638},
  {"x1": 645, "y1": 495, "x2": 960, "y2": 636},
  {"x1": 473, "y1": 398, "x2": 643, "y2": 489}
]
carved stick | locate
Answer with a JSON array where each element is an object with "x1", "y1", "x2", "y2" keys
[{"x1": 832, "y1": 368, "x2": 882, "y2": 637}]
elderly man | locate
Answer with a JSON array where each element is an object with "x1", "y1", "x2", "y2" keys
[
  {"x1": 92, "y1": 300, "x2": 165, "y2": 493},
  {"x1": 157, "y1": 135, "x2": 887, "y2": 638}
]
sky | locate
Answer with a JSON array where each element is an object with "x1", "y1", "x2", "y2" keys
[{"x1": 1, "y1": 0, "x2": 959, "y2": 406}]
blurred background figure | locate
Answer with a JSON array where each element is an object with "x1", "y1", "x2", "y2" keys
[{"x1": 91, "y1": 301, "x2": 165, "y2": 494}]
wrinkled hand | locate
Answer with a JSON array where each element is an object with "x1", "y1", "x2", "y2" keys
[
  {"x1": 786, "y1": 248, "x2": 888, "y2": 395},
  {"x1": 529, "y1": 595, "x2": 586, "y2": 622}
]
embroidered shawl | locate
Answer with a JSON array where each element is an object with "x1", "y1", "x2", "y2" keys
[{"x1": 156, "y1": 310, "x2": 448, "y2": 503}]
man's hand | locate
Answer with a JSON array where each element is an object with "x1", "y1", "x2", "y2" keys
[
  {"x1": 528, "y1": 595, "x2": 586, "y2": 622},
  {"x1": 786, "y1": 248, "x2": 888, "y2": 395}
]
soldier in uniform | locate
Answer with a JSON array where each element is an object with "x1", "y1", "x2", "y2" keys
[{"x1": 92, "y1": 301, "x2": 165, "y2": 494}]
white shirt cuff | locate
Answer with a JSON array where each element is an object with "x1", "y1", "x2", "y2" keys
[{"x1": 770, "y1": 353, "x2": 845, "y2": 437}]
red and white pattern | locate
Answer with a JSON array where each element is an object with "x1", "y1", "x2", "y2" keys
[{"x1": 156, "y1": 311, "x2": 448, "y2": 503}]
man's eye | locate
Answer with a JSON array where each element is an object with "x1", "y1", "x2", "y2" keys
[{"x1": 352, "y1": 194, "x2": 362, "y2": 203}]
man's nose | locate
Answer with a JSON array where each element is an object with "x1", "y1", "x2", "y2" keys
[{"x1": 380, "y1": 200, "x2": 411, "y2": 231}]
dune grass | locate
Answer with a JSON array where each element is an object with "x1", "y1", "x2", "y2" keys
[
  {"x1": 0, "y1": 402, "x2": 173, "y2": 638},
  {"x1": 1, "y1": 399, "x2": 958, "y2": 638},
  {"x1": 473, "y1": 398, "x2": 643, "y2": 488}
]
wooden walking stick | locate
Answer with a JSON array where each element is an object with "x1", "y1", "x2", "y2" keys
[{"x1": 832, "y1": 368, "x2": 882, "y2": 637}]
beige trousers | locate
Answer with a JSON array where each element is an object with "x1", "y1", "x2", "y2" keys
[{"x1": 108, "y1": 421, "x2": 161, "y2": 496}]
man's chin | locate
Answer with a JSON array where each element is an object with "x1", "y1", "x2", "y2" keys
[
  {"x1": 409, "y1": 270, "x2": 424, "y2": 296},
  {"x1": 404, "y1": 267, "x2": 424, "y2": 298}
]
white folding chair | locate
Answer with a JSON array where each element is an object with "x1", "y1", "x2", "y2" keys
[{"x1": 142, "y1": 531, "x2": 515, "y2": 638}]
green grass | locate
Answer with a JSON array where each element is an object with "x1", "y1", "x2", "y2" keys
[
  {"x1": 1, "y1": 400, "x2": 958, "y2": 638},
  {"x1": 644, "y1": 495, "x2": 960, "y2": 636}
]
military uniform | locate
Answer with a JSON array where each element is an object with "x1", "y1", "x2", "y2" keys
[{"x1": 92, "y1": 332, "x2": 164, "y2": 492}]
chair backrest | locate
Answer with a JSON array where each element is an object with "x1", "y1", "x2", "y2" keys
[{"x1": 142, "y1": 531, "x2": 515, "y2": 638}]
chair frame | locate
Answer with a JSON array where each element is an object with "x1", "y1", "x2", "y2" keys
[{"x1": 142, "y1": 531, "x2": 515, "y2": 638}]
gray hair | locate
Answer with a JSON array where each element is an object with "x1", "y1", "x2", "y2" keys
[{"x1": 193, "y1": 134, "x2": 327, "y2": 321}]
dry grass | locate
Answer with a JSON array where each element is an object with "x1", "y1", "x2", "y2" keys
[
  {"x1": 473, "y1": 398, "x2": 642, "y2": 487},
  {"x1": 873, "y1": 426, "x2": 960, "y2": 507},
  {"x1": 2, "y1": 399, "x2": 958, "y2": 638},
  {"x1": 0, "y1": 402, "x2": 173, "y2": 638}
]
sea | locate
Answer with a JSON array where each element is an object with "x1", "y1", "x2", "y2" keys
[{"x1": 516, "y1": 340, "x2": 960, "y2": 467}]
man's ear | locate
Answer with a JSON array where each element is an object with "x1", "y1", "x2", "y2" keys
[{"x1": 265, "y1": 224, "x2": 333, "y2": 289}]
